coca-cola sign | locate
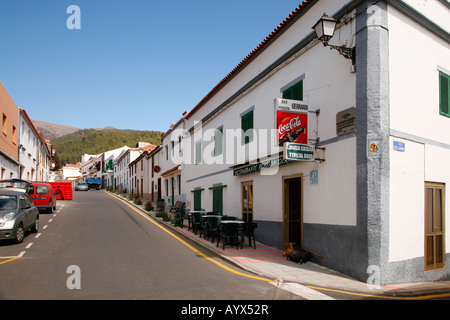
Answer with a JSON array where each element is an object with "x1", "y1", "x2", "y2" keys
[{"x1": 277, "y1": 111, "x2": 308, "y2": 145}]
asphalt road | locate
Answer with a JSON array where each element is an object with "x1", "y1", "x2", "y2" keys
[{"x1": 0, "y1": 190, "x2": 303, "y2": 301}]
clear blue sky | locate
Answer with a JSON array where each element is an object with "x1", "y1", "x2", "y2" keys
[{"x1": 0, "y1": 0, "x2": 303, "y2": 133}]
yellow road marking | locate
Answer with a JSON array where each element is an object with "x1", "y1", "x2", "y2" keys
[
  {"x1": 307, "y1": 285, "x2": 450, "y2": 300},
  {"x1": 0, "y1": 257, "x2": 21, "y2": 265},
  {"x1": 105, "y1": 191, "x2": 276, "y2": 283}
]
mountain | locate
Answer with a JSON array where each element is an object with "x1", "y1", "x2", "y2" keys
[
  {"x1": 32, "y1": 119, "x2": 81, "y2": 140},
  {"x1": 50, "y1": 128, "x2": 163, "y2": 165}
]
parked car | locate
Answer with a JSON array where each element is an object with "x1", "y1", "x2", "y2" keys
[
  {"x1": 75, "y1": 182, "x2": 89, "y2": 191},
  {"x1": 27, "y1": 182, "x2": 56, "y2": 213},
  {"x1": 0, "y1": 186, "x2": 39, "y2": 244}
]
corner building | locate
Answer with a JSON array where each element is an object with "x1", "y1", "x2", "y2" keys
[{"x1": 167, "y1": 0, "x2": 450, "y2": 284}]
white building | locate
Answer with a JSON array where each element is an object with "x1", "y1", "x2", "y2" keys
[
  {"x1": 161, "y1": 119, "x2": 186, "y2": 211},
  {"x1": 18, "y1": 109, "x2": 51, "y2": 181},
  {"x1": 167, "y1": 0, "x2": 450, "y2": 284},
  {"x1": 129, "y1": 144, "x2": 157, "y2": 199},
  {"x1": 114, "y1": 147, "x2": 140, "y2": 193}
]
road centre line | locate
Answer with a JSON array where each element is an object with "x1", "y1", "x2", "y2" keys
[{"x1": 105, "y1": 191, "x2": 276, "y2": 284}]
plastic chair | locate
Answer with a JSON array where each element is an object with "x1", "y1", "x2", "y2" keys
[
  {"x1": 216, "y1": 222, "x2": 241, "y2": 250},
  {"x1": 242, "y1": 222, "x2": 257, "y2": 249},
  {"x1": 179, "y1": 208, "x2": 190, "y2": 229},
  {"x1": 205, "y1": 216, "x2": 221, "y2": 243},
  {"x1": 191, "y1": 211, "x2": 203, "y2": 235}
]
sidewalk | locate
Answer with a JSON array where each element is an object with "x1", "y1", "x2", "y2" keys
[{"x1": 122, "y1": 196, "x2": 450, "y2": 299}]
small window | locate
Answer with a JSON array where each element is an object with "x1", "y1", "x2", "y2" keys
[
  {"x1": 439, "y1": 71, "x2": 450, "y2": 117},
  {"x1": 195, "y1": 141, "x2": 202, "y2": 164},
  {"x1": 2, "y1": 114, "x2": 7, "y2": 135},
  {"x1": 283, "y1": 80, "x2": 303, "y2": 101},
  {"x1": 214, "y1": 127, "x2": 223, "y2": 156},
  {"x1": 241, "y1": 110, "x2": 254, "y2": 145}
]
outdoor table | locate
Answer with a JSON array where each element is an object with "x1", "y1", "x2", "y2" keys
[{"x1": 220, "y1": 220, "x2": 244, "y2": 224}]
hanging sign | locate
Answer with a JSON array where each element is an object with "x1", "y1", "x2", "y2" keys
[
  {"x1": 284, "y1": 143, "x2": 315, "y2": 161},
  {"x1": 275, "y1": 98, "x2": 308, "y2": 146}
]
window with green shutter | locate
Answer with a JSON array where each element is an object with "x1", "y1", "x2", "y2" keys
[
  {"x1": 214, "y1": 127, "x2": 223, "y2": 156},
  {"x1": 283, "y1": 80, "x2": 303, "y2": 101},
  {"x1": 212, "y1": 186, "x2": 224, "y2": 215},
  {"x1": 440, "y1": 71, "x2": 450, "y2": 117},
  {"x1": 193, "y1": 189, "x2": 202, "y2": 211},
  {"x1": 241, "y1": 110, "x2": 254, "y2": 145},
  {"x1": 195, "y1": 141, "x2": 202, "y2": 164}
]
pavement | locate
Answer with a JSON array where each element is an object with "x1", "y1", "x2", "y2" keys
[{"x1": 119, "y1": 195, "x2": 450, "y2": 299}]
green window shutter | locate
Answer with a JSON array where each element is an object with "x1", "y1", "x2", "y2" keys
[
  {"x1": 214, "y1": 128, "x2": 223, "y2": 156},
  {"x1": 212, "y1": 188, "x2": 223, "y2": 215},
  {"x1": 440, "y1": 72, "x2": 450, "y2": 117},
  {"x1": 283, "y1": 80, "x2": 303, "y2": 101},
  {"x1": 195, "y1": 141, "x2": 202, "y2": 164},
  {"x1": 193, "y1": 190, "x2": 202, "y2": 211},
  {"x1": 241, "y1": 110, "x2": 254, "y2": 145}
]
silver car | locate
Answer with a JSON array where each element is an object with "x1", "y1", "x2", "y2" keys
[
  {"x1": 0, "y1": 188, "x2": 39, "y2": 244},
  {"x1": 75, "y1": 182, "x2": 89, "y2": 191}
]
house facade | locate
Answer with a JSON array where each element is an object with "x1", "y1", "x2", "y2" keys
[
  {"x1": 164, "y1": 0, "x2": 449, "y2": 284},
  {"x1": 161, "y1": 120, "x2": 186, "y2": 212},
  {"x1": 0, "y1": 81, "x2": 19, "y2": 180},
  {"x1": 128, "y1": 143, "x2": 157, "y2": 199},
  {"x1": 19, "y1": 109, "x2": 51, "y2": 182}
]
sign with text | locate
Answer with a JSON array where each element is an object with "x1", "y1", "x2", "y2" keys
[
  {"x1": 284, "y1": 143, "x2": 315, "y2": 161},
  {"x1": 275, "y1": 98, "x2": 308, "y2": 146}
]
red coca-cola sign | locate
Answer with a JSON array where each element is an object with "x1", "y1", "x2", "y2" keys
[{"x1": 277, "y1": 112, "x2": 308, "y2": 145}]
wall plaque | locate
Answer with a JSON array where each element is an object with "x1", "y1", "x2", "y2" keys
[{"x1": 336, "y1": 107, "x2": 356, "y2": 136}]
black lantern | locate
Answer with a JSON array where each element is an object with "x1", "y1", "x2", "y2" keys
[
  {"x1": 312, "y1": 13, "x2": 355, "y2": 64},
  {"x1": 312, "y1": 14, "x2": 337, "y2": 46}
]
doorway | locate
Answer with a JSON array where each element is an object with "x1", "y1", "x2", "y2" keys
[
  {"x1": 283, "y1": 174, "x2": 303, "y2": 250},
  {"x1": 425, "y1": 182, "x2": 446, "y2": 271},
  {"x1": 242, "y1": 181, "x2": 253, "y2": 222}
]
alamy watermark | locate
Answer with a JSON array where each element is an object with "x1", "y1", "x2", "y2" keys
[
  {"x1": 366, "y1": 265, "x2": 381, "y2": 290},
  {"x1": 66, "y1": 265, "x2": 81, "y2": 290},
  {"x1": 67, "y1": 5, "x2": 81, "y2": 30}
]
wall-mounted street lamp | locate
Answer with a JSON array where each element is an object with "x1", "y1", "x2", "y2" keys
[{"x1": 312, "y1": 14, "x2": 355, "y2": 65}]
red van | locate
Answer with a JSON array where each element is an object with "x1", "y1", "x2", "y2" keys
[{"x1": 27, "y1": 182, "x2": 56, "y2": 213}]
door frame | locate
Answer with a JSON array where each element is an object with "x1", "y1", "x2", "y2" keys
[
  {"x1": 424, "y1": 182, "x2": 446, "y2": 271},
  {"x1": 241, "y1": 180, "x2": 253, "y2": 223},
  {"x1": 282, "y1": 173, "x2": 303, "y2": 250}
]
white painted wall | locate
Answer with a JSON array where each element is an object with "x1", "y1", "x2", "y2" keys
[
  {"x1": 180, "y1": 1, "x2": 357, "y2": 229},
  {"x1": 388, "y1": 4, "x2": 450, "y2": 262}
]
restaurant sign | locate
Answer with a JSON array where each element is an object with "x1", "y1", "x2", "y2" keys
[
  {"x1": 233, "y1": 157, "x2": 292, "y2": 176},
  {"x1": 284, "y1": 143, "x2": 315, "y2": 161},
  {"x1": 275, "y1": 98, "x2": 308, "y2": 146}
]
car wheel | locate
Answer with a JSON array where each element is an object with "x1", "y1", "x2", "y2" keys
[
  {"x1": 14, "y1": 224, "x2": 25, "y2": 244},
  {"x1": 31, "y1": 217, "x2": 39, "y2": 233}
]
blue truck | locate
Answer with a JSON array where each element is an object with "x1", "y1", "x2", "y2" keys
[{"x1": 86, "y1": 177, "x2": 102, "y2": 190}]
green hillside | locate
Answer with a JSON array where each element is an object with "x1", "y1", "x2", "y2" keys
[{"x1": 51, "y1": 128, "x2": 163, "y2": 165}]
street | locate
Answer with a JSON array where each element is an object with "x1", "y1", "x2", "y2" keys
[
  {"x1": 0, "y1": 190, "x2": 305, "y2": 300},
  {"x1": 2, "y1": 190, "x2": 449, "y2": 307}
]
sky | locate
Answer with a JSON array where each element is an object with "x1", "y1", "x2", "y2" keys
[{"x1": 0, "y1": 0, "x2": 304, "y2": 132}]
